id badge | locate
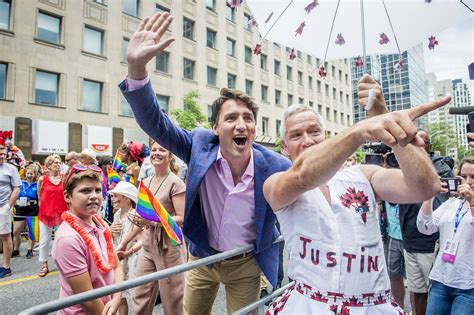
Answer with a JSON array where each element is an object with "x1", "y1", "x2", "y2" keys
[
  {"x1": 19, "y1": 197, "x2": 27, "y2": 207},
  {"x1": 441, "y1": 240, "x2": 458, "y2": 263}
]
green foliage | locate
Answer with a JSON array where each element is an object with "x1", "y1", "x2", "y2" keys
[
  {"x1": 457, "y1": 145, "x2": 474, "y2": 163},
  {"x1": 274, "y1": 137, "x2": 282, "y2": 154},
  {"x1": 428, "y1": 122, "x2": 457, "y2": 156},
  {"x1": 171, "y1": 90, "x2": 210, "y2": 131},
  {"x1": 355, "y1": 147, "x2": 366, "y2": 163}
]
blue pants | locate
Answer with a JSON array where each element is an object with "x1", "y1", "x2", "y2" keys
[{"x1": 427, "y1": 280, "x2": 474, "y2": 315}]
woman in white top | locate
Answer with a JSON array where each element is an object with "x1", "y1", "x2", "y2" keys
[{"x1": 417, "y1": 157, "x2": 474, "y2": 315}]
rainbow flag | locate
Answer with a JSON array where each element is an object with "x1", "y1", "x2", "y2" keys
[
  {"x1": 107, "y1": 166, "x2": 123, "y2": 186},
  {"x1": 137, "y1": 182, "x2": 183, "y2": 246},
  {"x1": 113, "y1": 150, "x2": 128, "y2": 172},
  {"x1": 25, "y1": 216, "x2": 40, "y2": 241}
]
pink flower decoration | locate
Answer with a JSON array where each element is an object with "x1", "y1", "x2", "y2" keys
[
  {"x1": 394, "y1": 59, "x2": 403, "y2": 72},
  {"x1": 355, "y1": 56, "x2": 364, "y2": 68},
  {"x1": 318, "y1": 66, "x2": 327, "y2": 78},
  {"x1": 295, "y1": 21, "x2": 306, "y2": 36},
  {"x1": 227, "y1": 0, "x2": 242, "y2": 9},
  {"x1": 247, "y1": 15, "x2": 258, "y2": 29},
  {"x1": 335, "y1": 33, "x2": 345, "y2": 45},
  {"x1": 289, "y1": 48, "x2": 297, "y2": 60},
  {"x1": 379, "y1": 33, "x2": 390, "y2": 45},
  {"x1": 428, "y1": 36, "x2": 438, "y2": 50},
  {"x1": 304, "y1": 0, "x2": 320, "y2": 14},
  {"x1": 253, "y1": 43, "x2": 262, "y2": 55}
]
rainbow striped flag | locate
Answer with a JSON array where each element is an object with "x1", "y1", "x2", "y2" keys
[
  {"x1": 137, "y1": 182, "x2": 183, "y2": 246},
  {"x1": 107, "y1": 166, "x2": 123, "y2": 186},
  {"x1": 113, "y1": 150, "x2": 128, "y2": 172},
  {"x1": 25, "y1": 216, "x2": 40, "y2": 241}
]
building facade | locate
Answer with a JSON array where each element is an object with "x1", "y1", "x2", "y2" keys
[
  {"x1": 0, "y1": 0, "x2": 352, "y2": 160},
  {"x1": 452, "y1": 78, "x2": 471, "y2": 149},
  {"x1": 351, "y1": 44, "x2": 428, "y2": 128}
]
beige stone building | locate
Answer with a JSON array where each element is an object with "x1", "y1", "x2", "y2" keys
[{"x1": 0, "y1": 0, "x2": 353, "y2": 160}]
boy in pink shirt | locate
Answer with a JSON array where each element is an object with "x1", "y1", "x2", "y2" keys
[{"x1": 52, "y1": 165, "x2": 123, "y2": 314}]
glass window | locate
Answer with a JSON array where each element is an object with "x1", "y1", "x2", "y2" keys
[
  {"x1": 123, "y1": 0, "x2": 139, "y2": 17},
  {"x1": 245, "y1": 46, "x2": 252, "y2": 64},
  {"x1": 244, "y1": 13, "x2": 252, "y2": 31},
  {"x1": 121, "y1": 38, "x2": 129, "y2": 63},
  {"x1": 183, "y1": 58, "x2": 195, "y2": 80},
  {"x1": 262, "y1": 117, "x2": 269, "y2": 135},
  {"x1": 156, "y1": 51, "x2": 169, "y2": 73},
  {"x1": 82, "y1": 80, "x2": 102, "y2": 112},
  {"x1": 206, "y1": 0, "x2": 214, "y2": 10},
  {"x1": 299, "y1": 97, "x2": 304, "y2": 104},
  {"x1": 0, "y1": 0, "x2": 11, "y2": 30},
  {"x1": 206, "y1": 29, "x2": 216, "y2": 48},
  {"x1": 286, "y1": 66, "x2": 292, "y2": 80},
  {"x1": 298, "y1": 71, "x2": 303, "y2": 85},
  {"x1": 326, "y1": 108, "x2": 330, "y2": 121},
  {"x1": 227, "y1": 73, "x2": 236, "y2": 88},
  {"x1": 287, "y1": 94, "x2": 293, "y2": 105},
  {"x1": 226, "y1": 38, "x2": 235, "y2": 56},
  {"x1": 121, "y1": 95, "x2": 134, "y2": 117},
  {"x1": 156, "y1": 94, "x2": 169, "y2": 114},
  {"x1": 94, "y1": 0, "x2": 105, "y2": 4},
  {"x1": 207, "y1": 66, "x2": 217, "y2": 86},
  {"x1": 261, "y1": 85, "x2": 268, "y2": 101},
  {"x1": 226, "y1": 5, "x2": 235, "y2": 21},
  {"x1": 274, "y1": 60, "x2": 280, "y2": 76},
  {"x1": 260, "y1": 54, "x2": 267, "y2": 70},
  {"x1": 84, "y1": 26, "x2": 103, "y2": 55},
  {"x1": 307, "y1": 55, "x2": 312, "y2": 64},
  {"x1": 275, "y1": 89, "x2": 281, "y2": 105},
  {"x1": 276, "y1": 119, "x2": 281, "y2": 137},
  {"x1": 245, "y1": 79, "x2": 253, "y2": 96},
  {"x1": 309, "y1": 101, "x2": 313, "y2": 108},
  {"x1": 308, "y1": 76, "x2": 313, "y2": 89},
  {"x1": 37, "y1": 12, "x2": 61, "y2": 44},
  {"x1": 0, "y1": 63, "x2": 5, "y2": 99},
  {"x1": 35, "y1": 70, "x2": 58, "y2": 106},
  {"x1": 334, "y1": 110, "x2": 338, "y2": 123},
  {"x1": 155, "y1": 4, "x2": 170, "y2": 13},
  {"x1": 183, "y1": 18, "x2": 194, "y2": 40}
]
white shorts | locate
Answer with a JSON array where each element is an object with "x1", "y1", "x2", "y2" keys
[{"x1": 0, "y1": 206, "x2": 13, "y2": 235}]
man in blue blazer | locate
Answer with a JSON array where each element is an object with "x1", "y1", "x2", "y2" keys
[{"x1": 120, "y1": 12, "x2": 290, "y2": 314}]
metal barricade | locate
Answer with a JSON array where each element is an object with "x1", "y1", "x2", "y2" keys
[{"x1": 19, "y1": 237, "x2": 283, "y2": 314}]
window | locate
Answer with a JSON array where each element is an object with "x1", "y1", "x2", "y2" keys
[
  {"x1": 261, "y1": 85, "x2": 268, "y2": 101},
  {"x1": 156, "y1": 51, "x2": 169, "y2": 73},
  {"x1": 244, "y1": 13, "x2": 252, "y2": 31},
  {"x1": 206, "y1": 29, "x2": 216, "y2": 48},
  {"x1": 347, "y1": 115, "x2": 351, "y2": 126},
  {"x1": 226, "y1": 5, "x2": 235, "y2": 21},
  {"x1": 206, "y1": 0, "x2": 215, "y2": 10},
  {"x1": 183, "y1": 18, "x2": 194, "y2": 40},
  {"x1": 121, "y1": 38, "x2": 129, "y2": 63},
  {"x1": 183, "y1": 58, "x2": 195, "y2": 80},
  {"x1": 341, "y1": 113, "x2": 344, "y2": 125},
  {"x1": 35, "y1": 70, "x2": 58, "y2": 106},
  {"x1": 308, "y1": 76, "x2": 313, "y2": 89},
  {"x1": 309, "y1": 101, "x2": 313, "y2": 108},
  {"x1": 0, "y1": 0, "x2": 11, "y2": 30},
  {"x1": 207, "y1": 66, "x2": 217, "y2": 86},
  {"x1": 325, "y1": 84, "x2": 329, "y2": 95},
  {"x1": 345, "y1": 73, "x2": 349, "y2": 85},
  {"x1": 298, "y1": 71, "x2": 303, "y2": 85},
  {"x1": 245, "y1": 46, "x2": 252, "y2": 64},
  {"x1": 156, "y1": 94, "x2": 169, "y2": 114},
  {"x1": 332, "y1": 65, "x2": 336, "y2": 78},
  {"x1": 84, "y1": 26, "x2": 104, "y2": 55},
  {"x1": 287, "y1": 94, "x2": 293, "y2": 105},
  {"x1": 0, "y1": 63, "x2": 5, "y2": 99},
  {"x1": 317, "y1": 80, "x2": 321, "y2": 93},
  {"x1": 334, "y1": 110, "x2": 338, "y2": 123},
  {"x1": 297, "y1": 51, "x2": 302, "y2": 59},
  {"x1": 333, "y1": 87, "x2": 337, "y2": 100},
  {"x1": 298, "y1": 97, "x2": 304, "y2": 104},
  {"x1": 340, "y1": 91, "x2": 343, "y2": 103},
  {"x1": 339, "y1": 70, "x2": 342, "y2": 82},
  {"x1": 326, "y1": 108, "x2": 331, "y2": 121},
  {"x1": 260, "y1": 54, "x2": 267, "y2": 70},
  {"x1": 93, "y1": 0, "x2": 105, "y2": 4},
  {"x1": 121, "y1": 95, "x2": 133, "y2": 117},
  {"x1": 317, "y1": 104, "x2": 322, "y2": 115},
  {"x1": 275, "y1": 89, "x2": 281, "y2": 105},
  {"x1": 307, "y1": 55, "x2": 312, "y2": 64},
  {"x1": 262, "y1": 117, "x2": 269, "y2": 135},
  {"x1": 274, "y1": 60, "x2": 281, "y2": 76},
  {"x1": 286, "y1": 66, "x2": 292, "y2": 80},
  {"x1": 346, "y1": 94, "x2": 349, "y2": 105},
  {"x1": 276, "y1": 119, "x2": 281, "y2": 137},
  {"x1": 37, "y1": 11, "x2": 61, "y2": 44},
  {"x1": 226, "y1": 38, "x2": 235, "y2": 56},
  {"x1": 123, "y1": 0, "x2": 139, "y2": 17},
  {"x1": 227, "y1": 73, "x2": 236, "y2": 88},
  {"x1": 155, "y1": 4, "x2": 170, "y2": 13},
  {"x1": 245, "y1": 79, "x2": 253, "y2": 96},
  {"x1": 82, "y1": 80, "x2": 102, "y2": 112}
]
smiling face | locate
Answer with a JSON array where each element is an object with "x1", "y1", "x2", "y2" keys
[
  {"x1": 111, "y1": 193, "x2": 131, "y2": 211},
  {"x1": 48, "y1": 158, "x2": 62, "y2": 172},
  {"x1": 150, "y1": 142, "x2": 172, "y2": 170},
  {"x1": 213, "y1": 99, "x2": 256, "y2": 161},
  {"x1": 460, "y1": 162, "x2": 474, "y2": 189},
  {"x1": 66, "y1": 178, "x2": 103, "y2": 220},
  {"x1": 282, "y1": 110, "x2": 326, "y2": 161},
  {"x1": 25, "y1": 169, "x2": 37, "y2": 182}
]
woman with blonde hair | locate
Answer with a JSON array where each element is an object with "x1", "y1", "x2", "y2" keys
[{"x1": 37, "y1": 154, "x2": 68, "y2": 277}]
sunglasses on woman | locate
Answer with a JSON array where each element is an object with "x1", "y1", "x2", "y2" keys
[{"x1": 65, "y1": 164, "x2": 102, "y2": 186}]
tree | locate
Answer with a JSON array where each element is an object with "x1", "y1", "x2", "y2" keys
[
  {"x1": 457, "y1": 145, "x2": 474, "y2": 163},
  {"x1": 428, "y1": 122, "x2": 457, "y2": 157},
  {"x1": 171, "y1": 90, "x2": 210, "y2": 130}
]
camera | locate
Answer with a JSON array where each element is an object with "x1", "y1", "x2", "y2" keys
[
  {"x1": 362, "y1": 142, "x2": 399, "y2": 168},
  {"x1": 441, "y1": 178, "x2": 460, "y2": 192}
]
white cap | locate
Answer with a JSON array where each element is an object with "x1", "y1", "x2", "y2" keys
[
  {"x1": 107, "y1": 181, "x2": 138, "y2": 204},
  {"x1": 80, "y1": 148, "x2": 97, "y2": 162}
]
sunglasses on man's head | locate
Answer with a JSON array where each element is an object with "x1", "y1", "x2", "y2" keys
[{"x1": 65, "y1": 164, "x2": 102, "y2": 186}]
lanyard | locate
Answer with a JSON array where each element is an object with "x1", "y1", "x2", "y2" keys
[
  {"x1": 454, "y1": 199, "x2": 468, "y2": 234},
  {"x1": 148, "y1": 171, "x2": 171, "y2": 196}
]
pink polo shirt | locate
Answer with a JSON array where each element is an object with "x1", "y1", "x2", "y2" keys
[
  {"x1": 199, "y1": 148, "x2": 255, "y2": 251},
  {"x1": 52, "y1": 212, "x2": 114, "y2": 315}
]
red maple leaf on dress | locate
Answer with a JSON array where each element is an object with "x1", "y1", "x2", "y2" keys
[{"x1": 339, "y1": 187, "x2": 370, "y2": 223}]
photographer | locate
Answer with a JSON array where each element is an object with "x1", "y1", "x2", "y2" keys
[
  {"x1": 398, "y1": 129, "x2": 453, "y2": 315},
  {"x1": 417, "y1": 157, "x2": 474, "y2": 314}
]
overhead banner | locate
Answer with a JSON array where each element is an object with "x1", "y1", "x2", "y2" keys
[
  {"x1": 83, "y1": 125, "x2": 112, "y2": 156},
  {"x1": 32, "y1": 120, "x2": 69, "y2": 154}
]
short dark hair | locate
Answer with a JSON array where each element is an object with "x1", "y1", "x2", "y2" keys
[
  {"x1": 210, "y1": 88, "x2": 258, "y2": 126},
  {"x1": 459, "y1": 157, "x2": 474, "y2": 176}
]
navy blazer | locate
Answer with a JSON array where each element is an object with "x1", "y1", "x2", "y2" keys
[{"x1": 120, "y1": 80, "x2": 291, "y2": 286}]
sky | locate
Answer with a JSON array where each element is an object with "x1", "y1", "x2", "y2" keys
[{"x1": 423, "y1": 16, "x2": 474, "y2": 104}]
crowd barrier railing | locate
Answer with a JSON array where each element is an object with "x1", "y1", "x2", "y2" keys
[{"x1": 19, "y1": 236, "x2": 283, "y2": 315}]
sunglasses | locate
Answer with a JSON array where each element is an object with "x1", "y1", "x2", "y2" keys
[{"x1": 64, "y1": 164, "x2": 102, "y2": 186}]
